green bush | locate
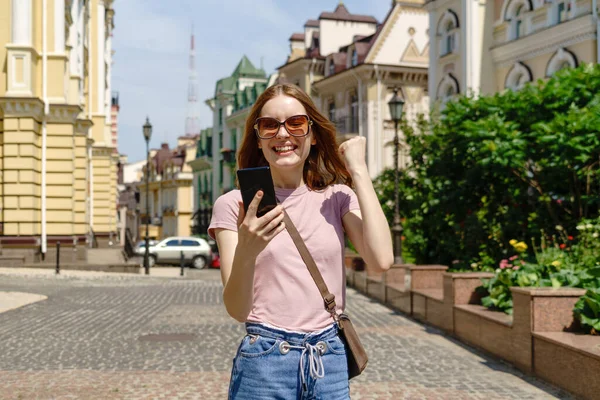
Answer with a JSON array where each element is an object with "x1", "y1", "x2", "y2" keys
[{"x1": 375, "y1": 64, "x2": 600, "y2": 268}]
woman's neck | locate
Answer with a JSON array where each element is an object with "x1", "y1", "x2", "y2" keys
[{"x1": 271, "y1": 168, "x2": 305, "y2": 189}]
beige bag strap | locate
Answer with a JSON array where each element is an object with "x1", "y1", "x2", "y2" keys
[{"x1": 282, "y1": 210, "x2": 337, "y2": 315}]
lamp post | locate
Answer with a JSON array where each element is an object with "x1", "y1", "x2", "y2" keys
[
  {"x1": 142, "y1": 117, "x2": 152, "y2": 275},
  {"x1": 388, "y1": 88, "x2": 405, "y2": 265}
]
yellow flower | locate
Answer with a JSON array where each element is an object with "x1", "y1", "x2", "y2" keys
[
  {"x1": 509, "y1": 239, "x2": 518, "y2": 246},
  {"x1": 514, "y1": 242, "x2": 528, "y2": 253},
  {"x1": 551, "y1": 260, "x2": 561, "y2": 267}
]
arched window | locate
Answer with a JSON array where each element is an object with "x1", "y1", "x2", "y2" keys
[
  {"x1": 503, "y1": 0, "x2": 532, "y2": 40},
  {"x1": 437, "y1": 10, "x2": 459, "y2": 57},
  {"x1": 437, "y1": 73, "x2": 460, "y2": 104},
  {"x1": 505, "y1": 61, "x2": 533, "y2": 90},
  {"x1": 514, "y1": 5, "x2": 525, "y2": 39},
  {"x1": 545, "y1": 48, "x2": 578, "y2": 76}
]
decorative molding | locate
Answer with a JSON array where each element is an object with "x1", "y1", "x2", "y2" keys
[
  {"x1": 504, "y1": 61, "x2": 533, "y2": 89},
  {"x1": 502, "y1": 0, "x2": 533, "y2": 21},
  {"x1": 436, "y1": 73, "x2": 460, "y2": 100},
  {"x1": 490, "y1": 14, "x2": 595, "y2": 67},
  {"x1": 75, "y1": 118, "x2": 93, "y2": 134},
  {"x1": 545, "y1": 47, "x2": 578, "y2": 76},
  {"x1": 0, "y1": 98, "x2": 44, "y2": 119},
  {"x1": 47, "y1": 104, "x2": 82, "y2": 124},
  {"x1": 366, "y1": 4, "x2": 401, "y2": 63},
  {"x1": 437, "y1": 9, "x2": 460, "y2": 33}
]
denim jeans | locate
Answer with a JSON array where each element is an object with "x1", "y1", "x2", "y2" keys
[{"x1": 228, "y1": 322, "x2": 350, "y2": 400}]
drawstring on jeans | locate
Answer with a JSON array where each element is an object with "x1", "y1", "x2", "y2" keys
[{"x1": 280, "y1": 341, "x2": 326, "y2": 391}]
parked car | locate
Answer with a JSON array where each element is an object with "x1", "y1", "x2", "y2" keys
[
  {"x1": 147, "y1": 236, "x2": 212, "y2": 269},
  {"x1": 134, "y1": 240, "x2": 159, "y2": 256}
]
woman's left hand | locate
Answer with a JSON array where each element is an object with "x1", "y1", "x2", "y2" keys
[{"x1": 339, "y1": 136, "x2": 367, "y2": 174}]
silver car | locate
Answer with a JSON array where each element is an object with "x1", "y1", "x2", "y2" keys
[{"x1": 147, "y1": 236, "x2": 212, "y2": 269}]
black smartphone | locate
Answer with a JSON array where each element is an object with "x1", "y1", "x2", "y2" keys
[{"x1": 237, "y1": 166, "x2": 278, "y2": 217}]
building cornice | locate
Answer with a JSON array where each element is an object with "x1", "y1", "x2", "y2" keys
[
  {"x1": 75, "y1": 118, "x2": 94, "y2": 135},
  {"x1": 312, "y1": 63, "x2": 428, "y2": 88},
  {"x1": 0, "y1": 98, "x2": 44, "y2": 119},
  {"x1": 490, "y1": 14, "x2": 596, "y2": 67},
  {"x1": 278, "y1": 57, "x2": 324, "y2": 73},
  {"x1": 47, "y1": 104, "x2": 83, "y2": 124}
]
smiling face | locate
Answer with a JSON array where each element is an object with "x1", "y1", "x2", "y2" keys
[{"x1": 257, "y1": 95, "x2": 316, "y2": 186}]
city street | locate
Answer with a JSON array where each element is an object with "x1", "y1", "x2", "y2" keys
[{"x1": 0, "y1": 270, "x2": 573, "y2": 400}]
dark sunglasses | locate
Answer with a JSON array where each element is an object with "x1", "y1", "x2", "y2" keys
[{"x1": 254, "y1": 115, "x2": 313, "y2": 139}]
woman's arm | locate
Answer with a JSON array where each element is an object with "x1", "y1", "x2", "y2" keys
[
  {"x1": 215, "y1": 192, "x2": 285, "y2": 322},
  {"x1": 339, "y1": 137, "x2": 394, "y2": 273}
]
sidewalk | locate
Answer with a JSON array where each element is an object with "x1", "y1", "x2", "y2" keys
[{"x1": 0, "y1": 267, "x2": 189, "y2": 315}]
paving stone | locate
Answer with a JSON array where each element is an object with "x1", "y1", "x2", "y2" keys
[{"x1": 0, "y1": 270, "x2": 574, "y2": 399}]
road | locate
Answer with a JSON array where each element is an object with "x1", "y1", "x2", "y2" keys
[{"x1": 0, "y1": 269, "x2": 573, "y2": 399}]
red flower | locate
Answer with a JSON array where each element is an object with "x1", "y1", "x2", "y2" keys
[
  {"x1": 559, "y1": 243, "x2": 566, "y2": 249},
  {"x1": 568, "y1": 236, "x2": 574, "y2": 241}
]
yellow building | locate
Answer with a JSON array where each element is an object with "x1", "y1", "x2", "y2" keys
[
  {"x1": 0, "y1": 0, "x2": 118, "y2": 261},
  {"x1": 139, "y1": 136, "x2": 197, "y2": 240},
  {"x1": 426, "y1": 0, "x2": 599, "y2": 104}
]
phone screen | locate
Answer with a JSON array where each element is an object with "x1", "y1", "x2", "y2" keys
[{"x1": 237, "y1": 166, "x2": 278, "y2": 217}]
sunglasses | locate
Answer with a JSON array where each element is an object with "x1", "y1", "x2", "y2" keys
[{"x1": 254, "y1": 115, "x2": 313, "y2": 139}]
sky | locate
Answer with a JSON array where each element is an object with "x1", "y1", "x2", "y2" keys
[{"x1": 113, "y1": 0, "x2": 392, "y2": 163}]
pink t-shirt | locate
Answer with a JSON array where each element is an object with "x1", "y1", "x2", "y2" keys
[{"x1": 208, "y1": 184, "x2": 360, "y2": 332}]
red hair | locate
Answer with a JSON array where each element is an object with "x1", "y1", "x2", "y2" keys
[{"x1": 237, "y1": 84, "x2": 352, "y2": 190}]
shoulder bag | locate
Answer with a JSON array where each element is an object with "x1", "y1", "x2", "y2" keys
[{"x1": 282, "y1": 210, "x2": 368, "y2": 379}]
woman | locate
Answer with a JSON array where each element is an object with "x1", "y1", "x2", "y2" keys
[{"x1": 209, "y1": 84, "x2": 393, "y2": 399}]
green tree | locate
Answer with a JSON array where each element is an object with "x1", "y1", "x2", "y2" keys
[{"x1": 375, "y1": 64, "x2": 600, "y2": 269}]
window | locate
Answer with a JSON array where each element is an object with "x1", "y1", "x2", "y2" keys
[
  {"x1": 218, "y1": 107, "x2": 223, "y2": 126},
  {"x1": 351, "y1": 49, "x2": 358, "y2": 67},
  {"x1": 328, "y1": 101, "x2": 335, "y2": 122},
  {"x1": 329, "y1": 61, "x2": 335, "y2": 76},
  {"x1": 219, "y1": 160, "x2": 223, "y2": 184},
  {"x1": 557, "y1": 2, "x2": 570, "y2": 23},
  {"x1": 181, "y1": 240, "x2": 200, "y2": 247},
  {"x1": 504, "y1": 0, "x2": 531, "y2": 40},
  {"x1": 437, "y1": 10, "x2": 459, "y2": 57},
  {"x1": 165, "y1": 240, "x2": 179, "y2": 247},
  {"x1": 231, "y1": 128, "x2": 237, "y2": 152},
  {"x1": 350, "y1": 93, "x2": 358, "y2": 133},
  {"x1": 514, "y1": 5, "x2": 524, "y2": 39},
  {"x1": 445, "y1": 22, "x2": 455, "y2": 54}
]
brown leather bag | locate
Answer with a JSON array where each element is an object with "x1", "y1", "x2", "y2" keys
[{"x1": 283, "y1": 211, "x2": 368, "y2": 379}]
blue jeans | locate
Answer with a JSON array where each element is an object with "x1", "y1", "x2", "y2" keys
[{"x1": 228, "y1": 322, "x2": 350, "y2": 399}]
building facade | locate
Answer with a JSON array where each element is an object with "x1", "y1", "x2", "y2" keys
[
  {"x1": 138, "y1": 136, "x2": 197, "y2": 240},
  {"x1": 204, "y1": 56, "x2": 269, "y2": 202},
  {"x1": 426, "y1": 0, "x2": 599, "y2": 104},
  {"x1": 279, "y1": 1, "x2": 430, "y2": 178},
  {"x1": 0, "y1": 0, "x2": 118, "y2": 260}
]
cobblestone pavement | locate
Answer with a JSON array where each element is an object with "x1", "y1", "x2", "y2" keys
[{"x1": 0, "y1": 270, "x2": 575, "y2": 400}]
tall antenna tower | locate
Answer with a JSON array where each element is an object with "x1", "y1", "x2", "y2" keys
[{"x1": 185, "y1": 23, "x2": 200, "y2": 136}]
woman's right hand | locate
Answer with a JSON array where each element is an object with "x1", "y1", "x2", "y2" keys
[{"x1": 236, "y1": 190, "x2": 285, "y2": 256}]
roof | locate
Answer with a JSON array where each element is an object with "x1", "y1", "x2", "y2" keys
[
  {"x1": 304, "y1": 19, "x2": 319, "y2": 27},
  {"x1": 290, "y1": 33, "x2": 305, "y2": 41},
  {"x1": 214, "y1": 55, "x2": 267, "y2": 97},
  {"x1": 232, "y1": 55, "x2": 266, "y2": 78},
  {"x1": 319, "y1": 3, "x2": 377, "y2": 24}
]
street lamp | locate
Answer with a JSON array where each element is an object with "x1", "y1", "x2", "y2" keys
[
  {"x1": 143, "y1": 117, "x2": 152, "y2": 275},
  {"x1": 388, "y1": 88, "x2": 405, "y2": 265}
]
